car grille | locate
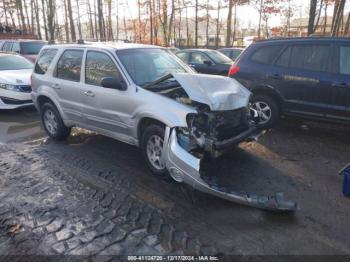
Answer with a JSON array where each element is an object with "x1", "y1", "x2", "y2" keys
[
  {"x1": 1, "y1": 97, "x2": 32, "y2": 105},
  {"x1": 18, "y1": 85, "x2": 32, "y2": 93},
  {"x1": 214, "y1": 108, "x2": 249, "y2": 140}
]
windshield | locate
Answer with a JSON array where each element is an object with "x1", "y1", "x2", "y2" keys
[
  {"x1": 117, "y1": 48, "x2": 188, "y2": 86},
  {"x1": 0, "y1": 55, "x2": 33, "y2": 70},
  {"x1": 206, "y1": 50, "x2": 232, "y2": 64},
  {"x1": 21, "y1": 42, "x2": 46, "y2": 55}
]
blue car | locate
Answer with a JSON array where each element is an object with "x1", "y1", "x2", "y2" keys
[{"x1": 229, "y1": 37, "x2": 350, "y2": 128}]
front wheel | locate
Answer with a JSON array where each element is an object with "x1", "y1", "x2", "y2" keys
[
  {"x1": 41, "y1": 102, "x2": 71, "y2": 141},
  {"x1": 251, "y1": 94, "x2": 280, "y2": 129},
  {"x1": 141, "y1": 124, "x2": 168, "y2": 177}
]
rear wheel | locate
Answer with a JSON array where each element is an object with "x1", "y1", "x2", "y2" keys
[
  {"x1": 251, "y1": 94, "x2": 280, "y2": 129},
  {"x1": 141, "y1": 124, "x2": 168, "y2": 177},
  {"x1": 41, "y1": 102, "x2": 71, "y2": 141}
]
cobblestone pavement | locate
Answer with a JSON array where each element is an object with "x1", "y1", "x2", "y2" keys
[{"x1": 1, "y1": 110, "x2": 350, "y2": 258}]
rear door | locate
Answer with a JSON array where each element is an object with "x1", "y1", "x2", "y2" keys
[
  {"x1": 327, "y1": 44, "x2": 350, "y2": 121},
  {"x1": 53, "y1": 49, "x2": 86, "y2": 123},
  {"x1": 273, "y1": 43, "x2": 333, "y2": 117}
]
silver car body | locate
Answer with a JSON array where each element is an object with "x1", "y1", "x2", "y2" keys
[{"x1": 31, "y1": 43, "x2": 297, "y2": 211}]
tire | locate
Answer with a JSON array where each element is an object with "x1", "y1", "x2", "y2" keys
[
  {"x1": 41, "y1": 102, "x2": 71, "y2": 141},
  {"x1": 251, "y1": 94, "x2": 280, "y2": 129},
  {"x1": 141, "y1": 124, "x2": 168, "y2": 177}
]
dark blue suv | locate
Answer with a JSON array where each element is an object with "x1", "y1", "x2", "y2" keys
[{"x1": 229, "y1": 37, "x2": 350, "y2": 128}]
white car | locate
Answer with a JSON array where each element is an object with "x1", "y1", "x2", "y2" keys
[{"x1": 0, "y1": 53, "x2": 34, "y2": 109}]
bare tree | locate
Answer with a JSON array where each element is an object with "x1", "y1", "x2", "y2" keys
[
  {"x1": 47, "y1": 0, "x2": 55, "y2": 42},
  {"x1": 63, "y1": 0, "x2": 70, "y2": 42}
]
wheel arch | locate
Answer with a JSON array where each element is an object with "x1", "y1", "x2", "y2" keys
[
  {"x1": 137, "y1": 117, "x2": 166, "y2": 144},
  {"x1": 250, "y1": 86, "x2": 284, "y2": 112}
]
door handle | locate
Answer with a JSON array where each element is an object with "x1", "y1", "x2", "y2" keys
[
  {"x1": 51, "y1": 83, "x2": 60, "y2": 89},
  {"x1": 332, "y1": 83, "x2": 348, "y2": 88},
  {"x1": 84, "y1": 90, "x2": 95, "y2": 97},
  {"x1": 268, "y1": 74, "x2": 282, "y2": 80}
]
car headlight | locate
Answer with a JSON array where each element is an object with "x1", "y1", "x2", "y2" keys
[{"x1": 0, "y1": 83, "x2": 21, "y2": 92}]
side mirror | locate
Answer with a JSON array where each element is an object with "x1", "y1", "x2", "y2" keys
[
  {"x1": 203, "y1": 60, "x2": 213, "y2": 66},
  {"x1": 101, "y1": 77, "x2": 127, "y2": 91}
]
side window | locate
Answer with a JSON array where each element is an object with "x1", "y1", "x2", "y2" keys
[
  {"x1": 340, "y1": 46, "x2": 350, "y2": 75},
  {"x1": 190, "y1": 52, "x2": 210, "y2": 64},
  {"x1": 34, "y1": 48, "x2": 58, "y2": 75},
  {"x1": 11, "y1": 42, "x2": 20, "y2": 53},
  {"x1": 275, "y1": 46, "x2": 292, "y2": 67},
  {"x1": 289, "y1": 45, "x2": 330, "y2": 72},
  {"x1": 176, "y1": 52, "x2": 190, "y2": 63},
  {"x1": 251, "y1": 45, "x2": 284, "y2": 64},
  {"x1": 85, "y1": 51, "x2": 122, "y2": 86},
  {"x1": 3, "y1": 42, "x2": 13, "y2": 51},
  {"x1": 56, "y1": 50, "x2": 84, "y2": 82}
]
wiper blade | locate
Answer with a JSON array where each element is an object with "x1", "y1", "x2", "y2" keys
[{"x1": 142, "y1": 73, "x2": 174, "y2": 89}]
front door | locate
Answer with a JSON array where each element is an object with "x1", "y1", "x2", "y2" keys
[{"x1": 81, "y1": 50, "x2": 132, "y2": 141}]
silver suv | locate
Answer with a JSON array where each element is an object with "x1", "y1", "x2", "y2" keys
[{"x1": 31, "y1": 43, "x2": 296, "y2": 211}]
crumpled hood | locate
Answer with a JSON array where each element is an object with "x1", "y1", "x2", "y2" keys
[
  {"x1": 0, "y1": 69, "x2": 32, "y2": 85},
  {"x1": 172, "y1": 73, "x2": 251, "y2": 111}
]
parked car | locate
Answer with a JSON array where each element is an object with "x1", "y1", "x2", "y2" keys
[
  {"x1": 31, "y1": 43, "x2": 295, "y2": 210},
  {"x1": 218, "y1": 47, "x2": 244, "y2": 61},
  {"x1": 229, "y1": 37, "x2": 350, "y2": 128},
  {"x1": 0, "y1": 53, "x2": 34, "y2": 109},
  {"x1": 167, "y1": 47, "x2": 180, "y2": 53},
  {"x1": 0, "y1": 40, "x2": 46, "y2": 62},
  {"x1": 175, "y1": 49, "x2": 233, "y2": 76}
]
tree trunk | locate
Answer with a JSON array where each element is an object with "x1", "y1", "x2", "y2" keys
[
  {"x1": 31, "y1": 0, "x2": 35, "y2": 33},
  {"x1": 87, "y1": 0, "x2": 94, "y2": 39},
  {"x1": 344, "y1": 12, "x2": 350, "y2": 36},
  {"x1": 47, "y1": 0, "x2": 55, "y2": 43},
  {"x1": 115, "y1": 0, "x2": 119, "y2": 41},
  {"x1": 323, "y1": 1, "x2": 328, "y2": 35},
  {"x1": 97, "y1": 0, "x2": 105, "y2": 41},
  {"x1": 23, "y1": 0, "x2": 31, "y2": 32},
  {"x1": 34, "y1": 0, "x2": 42, "y2": 39},
  {"x1": 332, "y1": 0, "x2": 346, "y2": 36},
  {"x1": 232, "y1": 2, "x2": 237, "y2": 46},
  {"x1": 185, "y1": 3, "x2": 189, "y2": 47},
  {"x1": 94, "y1": 0, "x2": 99, "y2": 39},
  {"x1": 76, "y1": 0, "x2": 82, "y2": 40},
  {"x1": 313, "y1": 0, "x2": 324, "y2": 33},
  {"x1": 67, "y1": 0, "x2": 76, "y2": 42},
  {"x1": 226, "y1": 0, "x2": 233, "y2": 47},
  {"x1": 194, "y1": 0, "x2": 198, "y2": 47},
  {"x1": 216, "y1": 0, "x2": 221, "y2": 48},
  {"x1": 107, "y1": 0, "x2": 113, "y2": 40},
  {"x1": 308, "y1": 0, "x2": 317, "y2": 35},
  {"x1": 17, "y1": 0, "x2": 27, "y2": 31},
  {"x1": 41, "y1": 0, "x2": 48, "y2": 39},
  {"x1": 206, "y1": 0, "x2": 210, "y2": 48},
  {"x1": 138, "y1": 0, "x2": 142, "y2": 42},
  {"x1": 63, "y1": 0, "x2": 70, "y2": 42},
  {"x1": 149, "y1": 0, "x2": 154, "y2": 44},
  {"x1": 258, "y1": 0, "x2": 263, "y2": 38}
]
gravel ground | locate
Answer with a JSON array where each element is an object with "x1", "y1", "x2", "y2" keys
[{"x1": 0, "y1": 109, "x2": 350, "y2": 258}]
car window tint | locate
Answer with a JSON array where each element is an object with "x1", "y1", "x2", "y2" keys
[
  {"x1": 251, "y1": 45, "x2": 283, "y2": 64},
  {"x1": 3, "y1": 42, "x2": 13, "y2": 51},
  {"x1": 176, "y1": 52, "x2": 190, "y2": 62},
  {"x1": 85, "y1": 51, "x2": 122, "y2": 86},
  {"x1": 56, "y1": 50, "x2": 83, "y2": 82},
  {"x1": 275, "y1": 46, "x2": 292, "y2": 67},
  {"x1": 11, "y1": 42, "x2": 20, "y2": 53},
  {"x1": 190, "y1": 52, "x2": 209, "y2": 64},
  {"x1": 34, "y1": 48, "x2": 58, "y2": 75},
  {"x1": 340, "y1": 46, "x2": 350, "y2": 75},
  {"x1": 220, "y1": 50, "x2": 231, "y2": 57},
  {"x1": 289, "y1": 45, "x2": 330, "y2": 72}
]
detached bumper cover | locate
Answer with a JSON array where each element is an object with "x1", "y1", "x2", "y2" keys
[{"x1": 164, "y1": 128, "x2": 298, "y2": 211}]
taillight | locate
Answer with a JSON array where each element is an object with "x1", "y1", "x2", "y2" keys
[{"x1": 228, "y1": 65, "x2": 240, "y2": 76}]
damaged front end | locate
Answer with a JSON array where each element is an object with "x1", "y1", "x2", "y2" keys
[
  {"x1": 163, "y1": 127, "x2": 298, "y2": 211},
  {"x1": 146, "y1": 73, "x2": 298, "y2": 211}
]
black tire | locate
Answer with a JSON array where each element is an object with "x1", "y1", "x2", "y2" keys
[
  {"x1": 251, "y1": 94, "x2": 280, "y2": 129},
  {"x1": 41, "y1": 102, "x2": 71, "y2": 141},
  {"x1": 141, "y1": 124, "x2": 168, "y2": 177}
]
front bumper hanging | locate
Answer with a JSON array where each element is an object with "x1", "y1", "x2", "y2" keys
[{"x1": 163, "y1": 128, "x2": 298, "y2": 212}]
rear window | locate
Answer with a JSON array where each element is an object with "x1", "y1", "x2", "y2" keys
[
  {"x1": 34, "y1": 48, "x2": 58, "y2": 75},
  {"x1": 21, "y1": 42, "x2": 46, "y2": 55},
  {"x1": 56, "y1": 50, "x2": 84, "y2": 82},
  {"x1": 176, "y1": 52, "x2": 190, "y2": 63},
  {"x1": 0, "y1": 55, "x2": 33, "y2": 70},
  {"x1": 251, "y1": 45, "x2": 284, "y2": 64}
]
